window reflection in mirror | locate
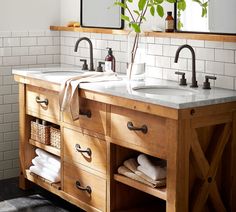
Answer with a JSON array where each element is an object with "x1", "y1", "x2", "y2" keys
[{"x1": 175, "y1": 0, "x2": 236, "y2": 34}]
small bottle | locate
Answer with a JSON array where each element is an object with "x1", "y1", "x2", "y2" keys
[
  {"x1": 105, "y1": 48, "x2": 116, "y2": 72},
  {"x1": 165, "y1": 11, "x2": 174, "y2": 32}
]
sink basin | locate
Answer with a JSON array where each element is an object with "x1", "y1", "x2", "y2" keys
[
  {"x1": 132, "y1": 85, "x2": 198, "y2": 96},
  {"x1": 40, "y1": 70, "x2": 84, "y2": 75}
]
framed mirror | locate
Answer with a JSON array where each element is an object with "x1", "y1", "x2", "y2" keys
[
  {"x1": 80, "y1": 0, "x2": 124, "y2": 29},
  {"x1": 174, "y1": 0, "x2": 236, "y2": 35}
]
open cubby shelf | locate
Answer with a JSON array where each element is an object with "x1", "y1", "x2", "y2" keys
[
  {"x1": 25, "y1": 169, "x2": 61, "y2": 190},
  {"x1": 29, "y1": 139, "x2": 60, "y2": 157},
  {"x1": 114, "y1": 174, "x2": 167, "y2": 201}
]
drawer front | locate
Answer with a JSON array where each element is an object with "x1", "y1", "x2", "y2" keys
[
  {"x1": 26, "y1": 85, "x2": 59, "y2": 121},
  {"x1": 111, "y1": 106, "x2": 167, "y2": 158},
  {"x1": 63, "y1": 127, "x2": 107, "y2": 174},
  {"x1": 63, "y1": 98, "x2": 106, "y2": 134},
  {"x1": 63, "y1": 162, "x2": 106, "y2": 211}
]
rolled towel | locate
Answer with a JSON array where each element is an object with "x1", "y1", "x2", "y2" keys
[
  {"x1": 29, "y1": 165, "x2": 60, "y2": 183},
  {"x1": 123, "y1": 158, "x2": 138, "y2": 173},
  {"x1": 137, "y1": 154, "x2": 166, "y2": 168},
  {"x1": 32, "y1": 157, "x2": 60, "y2": 174},
  {"x1": 35, "y1": 148, "x2": 60, "y2": 169},
  {"x1": 123, "y1": 158, "x2": 165, "y2": 186},
  {"x1": 137, "y1": 165, "x2": 166, "y2": 181}
]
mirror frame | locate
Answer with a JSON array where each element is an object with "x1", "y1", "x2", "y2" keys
[
  {"x1": 174, "y1": 3, "x2": 236, "y2": 36},
  {"x1": 80, "y1": 0, "x2": 124, "y2": 29}
]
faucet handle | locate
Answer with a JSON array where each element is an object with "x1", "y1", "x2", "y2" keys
[
  {"x1": 203, "y1": 75, "x2": 217, "y2": 89},
  {"x1": 80, "y1": 59, "x2": 88, "y2": 70},
  {"x1": 97, "y1": 61, "x2": 105, "y2": 72},
  {"x1": 175, "y1": 71, "x2": 187, "y2": 86}
]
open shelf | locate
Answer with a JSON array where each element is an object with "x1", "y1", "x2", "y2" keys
[
  {"x1": 25, "y1": 169, "x2": 61, "y2": 190},
  {"x1": 114, "y1": 174, "x2": 167, "y2": 201},
  {"x1": 50, "y1": 26, "x2": 129, "y2": 35},
  {"x1": 29, "y1": 139, "x2": 60, "y2": 157}
]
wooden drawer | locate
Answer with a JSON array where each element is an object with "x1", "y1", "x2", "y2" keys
[
  {"x1": 63, "y1": 98, "x2": 106, "y2": 134},
  {"x1": 63, "y1": 162, "x2": 106, "y2": 211},
  {"x1": 110, "y1": 106, "x2": 167, "y2": 159},
  {"x1": 63, "y1": 127, "x2": 107, "y2": 174},
  {"x1": 26, "y1": 85, "x2": 59, "y2": 121}
]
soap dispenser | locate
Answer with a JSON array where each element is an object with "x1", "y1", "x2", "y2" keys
[{"x1": 105, "y1": 48, "x2": 116, "y2": 72}]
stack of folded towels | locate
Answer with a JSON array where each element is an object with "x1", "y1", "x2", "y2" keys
[
  {"x1": 29, "y1": 148, "x2": 61, "y2": 183},
  {"x1": 118, "y1": 154, "x2": 166, "y2": 188}
]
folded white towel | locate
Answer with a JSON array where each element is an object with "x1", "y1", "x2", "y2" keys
[
  {"x1": 32, "y1": 156, "x2": 60, "y2": 174},
  {"x1": 59, "y1": 72, "x2": 121, "y2": 120},
  {"x1": 35, "y1": 148, "x2": 60, "y2": 169},
  {"x1": 29, "y1": 165, "x2": 60, "y2": 183},
  {"x1": 137, "y1": 154, "x2": 166, "y2": 180},
  {"x1": 137, "y1": 165, "x2": 166, "y2": 181}
]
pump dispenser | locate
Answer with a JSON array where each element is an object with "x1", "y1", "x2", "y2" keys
[{"x1": 105, "y1": 48, "x2": 116, "y2": 72}]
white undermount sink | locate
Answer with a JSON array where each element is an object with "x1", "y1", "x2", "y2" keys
[
  {"x1": 132, "y1": 85, "x2": 199, "y2": 96},
  {"x1": 40, "y1": 70, "x2": 84, "y2": 75}
]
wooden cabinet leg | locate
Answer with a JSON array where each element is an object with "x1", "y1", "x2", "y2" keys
[{"x1": 19, "y1": 172, "x2": 31, "y2": 190}]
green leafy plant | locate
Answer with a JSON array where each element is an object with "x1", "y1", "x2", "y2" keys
[
  {"x1": 114, "y1": 0, "x2": 177, "y2": 66},
  {"x1": 177, "y1": 0, "x2": 208, "y2": 30}
]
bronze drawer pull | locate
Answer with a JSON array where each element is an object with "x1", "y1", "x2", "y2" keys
[
  {"x1": 127, "y1": 121, "x2": 148, "y2": 134},
  {"x1": 75, "y1": 144, "x2": 92, "y2": 157},
  {"x1": 35, "y1": 96, "x2": 48, "y2": 106},
  {"x1": 79, "y1": 109, "x2": 92, "y2": 118},
  {"x1": 75, "y1": 181, "x2": 92, "y2": 194}
]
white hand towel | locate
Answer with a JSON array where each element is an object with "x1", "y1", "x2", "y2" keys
[
  {"x1": 35, "y1": 148, "x2": 60, "y2": 169},
  {"x1": 137, "y1": 154, "x2": 165, "y2": 168},
  {"x1": 137, "y1": 165, "x2": 166, "y2": 181},
  {"x1": 33, "y1": 156, "x2": 60, "y2": 174},
  {"x1": 29, "y1": 165, "x2": 60, "y2": 183},
  {"x1": 123, "y1": 158, "x2": 139, "y2": 173},
  {"x1": 59, "y1": 72, "x2": 121, "y2": 120}
]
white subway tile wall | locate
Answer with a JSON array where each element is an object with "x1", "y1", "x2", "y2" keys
[
  {"x1": 0, "y1": 30, "x2": 60, "y2": 180},
  {"x1": 61, "y1": 32, "x2": 236, "y2": 90},
  {"x1": 0, "y1": 29, "x2": 236, "y2": 180}
]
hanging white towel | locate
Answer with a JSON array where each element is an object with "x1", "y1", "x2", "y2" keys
[
  {"x1": 59, "y1": 72, "x2": 121, "y2": 120},
  {"x1": 29, "y1": 165, "x2": 60, "y2": 183}
]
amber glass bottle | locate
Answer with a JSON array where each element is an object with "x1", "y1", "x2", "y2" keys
[{"x1": 165, "y1": 11, "x2": 174, "y2": 32}]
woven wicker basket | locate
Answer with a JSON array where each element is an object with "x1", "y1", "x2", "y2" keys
[
  {"x1": 31, "y1": 121, "x2": 50, "y2": 145},
  {"x1": 50, "y1": 127, "x2": 61, "y2": 149}
]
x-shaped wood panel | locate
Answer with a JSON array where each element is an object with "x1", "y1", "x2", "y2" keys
[{"x1": 190, "y1": 123, "x2": 231, "y2": 212}]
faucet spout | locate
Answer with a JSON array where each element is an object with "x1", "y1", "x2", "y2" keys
[
  {"x1": 74, "y1": 37, "x2": 95, "y2": 71},
  {"x1": 174, "y1": 44, "x2": 198, "y2": 88}
]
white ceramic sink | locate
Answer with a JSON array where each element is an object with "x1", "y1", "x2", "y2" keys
[
  {"x1": 132, "y1": 85, "x2": 198, "y2": 96},
  {"x1": 40, "y1": 70, "x2": 84, "y2": 76}
]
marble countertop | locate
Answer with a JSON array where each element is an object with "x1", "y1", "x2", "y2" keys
[{"x1": 12, "y1": 67, "x2": 236, "y2": 109}]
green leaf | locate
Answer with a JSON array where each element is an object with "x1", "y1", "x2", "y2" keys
[
  {"x1": 202, "y1": 2, "x2": 208, "y2": 7},
  {"x1": 177, "y1": 0, "x2": 186, "y2": 11},
  {"x1": 121, "y1": 14, "x2": 130, "y2": 22},
  {"x1": 114, "y1": 2, "x2": 127, "y2": 9},
  {"x1": 166, "y1": 0, "x2": 176, "y2": 3},
  {"x1": 156, "y1": 0, "x2": 164, "y2": 3},
  {"x1": 138, "y1": 0, "x2": 147, "y2": 10},
  {"x1": 141, "y1": 16, "x2": 147, "y2": 21},
  {"x1": 150, "y1": 6, "x2": 155, "y2": 16},
  {"x1": 131, "y1": 23, "x2": 141, "y2": 33},
  {"x1": 127, "y1": 0, "x2": 133, "y2": 2},
  {"x1": 156, "y1": 5, "x2": 164, "y2": 17},
  {"x1": 192, "y1": 0, "x2": 201, "y2": 4},
  {"x1": 133, "y1": 10, "x2": 141, "y2": 17}
]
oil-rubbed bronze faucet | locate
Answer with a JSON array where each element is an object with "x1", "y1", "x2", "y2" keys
[
  {"x1": 174, "y1": 44, "x2": 198, "y2": 88},
  {"x1": 74, "y1": 37, "x2": 95, "y2": 71}
]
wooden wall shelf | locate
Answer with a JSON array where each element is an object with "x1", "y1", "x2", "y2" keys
[
  {"x1": 50, "y1": 26, "x2": 236, "y2": 42},
  {"x1": 50, "y1": 26, "x2": 129, "y2": 35}
]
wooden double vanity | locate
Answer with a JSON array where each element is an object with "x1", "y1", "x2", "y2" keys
[{"x1": 14, "y1": 70, "x2": 236, "y2": 212}]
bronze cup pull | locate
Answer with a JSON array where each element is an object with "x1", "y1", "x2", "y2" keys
[
  {"x1": 75, "y1": 144, "x2": 92, "y2": 157},
  {"x1": 79, "y1": 109, "x2": 91, "y2": 118},
  {"x1": 35, "y1": 96, "x2": 48, "y2": 106},
  {"x1": 127, "y1": 121, "x2": 148, "y2": 134},
  {"x1": 75, "y1": 181, "x2": 92, "y2": 194}
]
